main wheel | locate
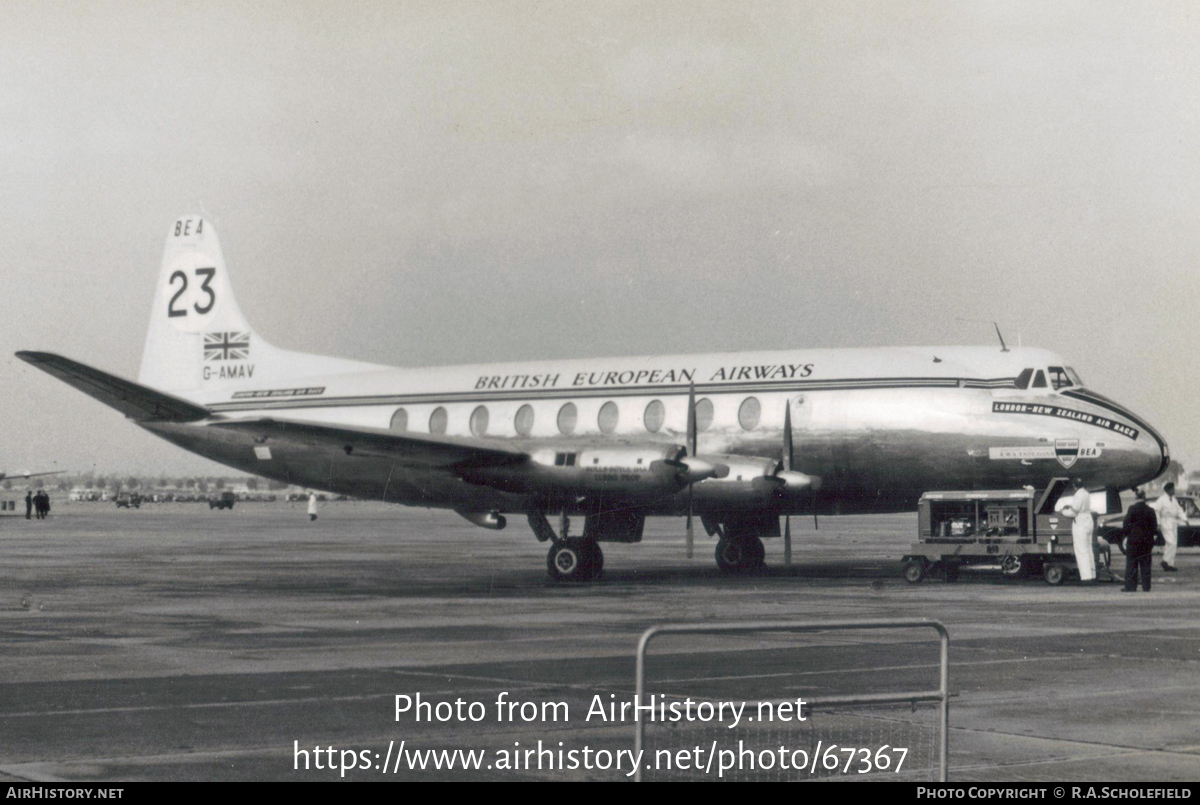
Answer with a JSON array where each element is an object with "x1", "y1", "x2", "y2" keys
[
  {"x1": 1043, "y1": 562, "x2": 1066, "y2": 585},
  {"x1": 902, "y1": 559, "x2": 927, "y2": 584},
  {"x1": 546, "y1": 540, "x2": 599, "y2": 582},
  {"x1": 747, "y1": 537, "x2": 766, "y2": 569},
  {"x1": 587, "y1": 542, "x2": 604, "y2": 578},
  {"x1": 715, "y1": 538, "x2": 751, "y2": 573}
]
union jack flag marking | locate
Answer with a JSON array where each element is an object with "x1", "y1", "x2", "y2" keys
[{"x1": 204, "y1": 332, "x2": 251, "y2": 361}]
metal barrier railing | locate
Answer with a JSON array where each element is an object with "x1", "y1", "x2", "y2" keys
[{"x1": 634, "y1": 618, "x2": 949, "y2": 782}]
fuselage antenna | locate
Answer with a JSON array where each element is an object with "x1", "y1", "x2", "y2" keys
[{"x1": 994, "y1": 322, "x2": 1009, "y2": 352}]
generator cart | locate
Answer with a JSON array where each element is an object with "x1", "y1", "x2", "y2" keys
[{"x1": 901, "y1": 479, "x2": 1115, "y2": 585}]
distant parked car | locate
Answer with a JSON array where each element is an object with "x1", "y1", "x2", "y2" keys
[
  {"x1": 1097, "y1": 495, "x2": 1200, "y2": 553},
  {"x1": 115, "y1": 492, "x2": 141, "y2": 509},
  {"x1": 209, "y1": 491, "x2": 237, "y2": 510}
]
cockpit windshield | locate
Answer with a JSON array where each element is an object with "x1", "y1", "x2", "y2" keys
[
  {"x1": 1047, "y1": 366, "x2": 1073, "y2": 390},
  {"x1": 1015, "y1": 366, "x2": 1084, "y2": 391}
]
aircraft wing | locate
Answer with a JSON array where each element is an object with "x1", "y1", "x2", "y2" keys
[
  {"x1": 15, "y1": 351, "x2": 211, "y2": 422},
  {"x1": 208, "y1": 417, "x2": 529, "y2": 471},
  {"x1": 0, "y1": 470, "x2": 65, "y2": 482}
]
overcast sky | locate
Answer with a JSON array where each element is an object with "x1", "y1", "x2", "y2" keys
[{"x1": 1, "y1": 1, "x2": 1197, "y2": 478}]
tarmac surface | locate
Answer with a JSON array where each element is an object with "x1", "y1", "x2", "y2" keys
[{"x1": 1, "y1": 501, "x2": 1198, "y2": 782}]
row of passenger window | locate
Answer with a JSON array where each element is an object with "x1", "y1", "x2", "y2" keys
[{"x1": 390, "y1": 397, "x2": 765, "y2": 437}]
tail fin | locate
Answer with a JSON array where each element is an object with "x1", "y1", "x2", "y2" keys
[{"x1": 139, "y1": 216, "x2": 382, "y2": 393}]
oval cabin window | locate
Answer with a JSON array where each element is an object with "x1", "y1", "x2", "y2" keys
[
  {"x1": 469, "y1": 405, "x2": 489, "y2": 437},
  {"x1": 514, "y1": 404, "x2": 535, "y2": 436},
  {"x1": 429, "y1": 406, "x2": 448, "y2": 435},
  {"x1": 695, "y1": 398, "x2": 714, "y2": 431},
  {"x1": 557, "y1": 403, "x2": 578, "y2": 435},
  {"x1": 598, "y1": 401, "x2": 619, "y2": 434},
  {"x1": 738, "y1": 397, "x2": 761, "y2": 430},
  {"x1": 390, "y1": 408, "x2": 408, "y2": 432},
  {"x1": 643, "y1": 400, "x2": 665, "y2": 433}
]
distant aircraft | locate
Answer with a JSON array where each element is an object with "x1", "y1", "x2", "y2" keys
[
  {"x1": 0, "y1": 470, "x2": 64, "y2": 483},
  {"x1": 17, "y1": 217, "x2": 1168, "y2": 580}
]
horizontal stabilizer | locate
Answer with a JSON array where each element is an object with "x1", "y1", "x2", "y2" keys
[
  {"x1": 15, "y1": 351, "x2": 211, "y2": 422},
  {"x1": 209, "y1": 417, "x2": 529, "y2": 471}
]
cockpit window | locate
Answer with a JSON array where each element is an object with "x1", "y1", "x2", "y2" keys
[
  {"x1": 1047, "y1": 366, "x2": 1073, "y2": 390},
  {"x1": 1032, "y1": 370, "x2": 1047, "y2": 388},
  {"x1": 1065, "y1": 367, "x2": 1083, "y2": 386},
  {"x1": 1014, "y1": 368, "x2": 1033, "y2": 390}
]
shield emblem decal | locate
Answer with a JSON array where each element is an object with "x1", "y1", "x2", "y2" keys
[{"x1": 1055, "y1": 439, "x2": 1079, "y2": 469}]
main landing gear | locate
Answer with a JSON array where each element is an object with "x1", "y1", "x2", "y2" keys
[
  {"x1": 546, "y1": 540, "x2": 604, "y2": 582},
  {"x1": 529, "y1": 512, "x2": 605, "y2": 582},
  {"x1": 714, "y1": 536, "x2": 766, "y2": 573}
]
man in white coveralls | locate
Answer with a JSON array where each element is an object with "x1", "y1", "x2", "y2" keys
[
  {"x1": 1152, "y1": 482, "x2": 1185, "y2": 572},
  {"x1": 1061, "y1": 477, "x2": 1096, "y2": 582}
]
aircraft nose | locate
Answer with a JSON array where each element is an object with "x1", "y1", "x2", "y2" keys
[
  {"x1": 1058, "y1": 388, "x2": 1168, "y2": 487},
  {"x1": 1156, "y1": 437, "x2": 1171, "y2": 478}
]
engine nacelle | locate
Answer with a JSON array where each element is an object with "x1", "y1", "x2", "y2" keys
[
  {"x1": 690, "y1": 454, "x2": 784, "y2": 509},
  {"x1": 459, "y1": 444, "x2": 687, "y2": 498}
]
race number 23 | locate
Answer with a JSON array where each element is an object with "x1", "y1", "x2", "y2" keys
[{"x1": 167, "y1": 267, "x2": 217, "y2": 317}]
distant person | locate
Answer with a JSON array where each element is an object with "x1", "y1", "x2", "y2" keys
[
  {"x1": 1061, "y1": 477, "x2": 1096, "y2": 582},
  {"x1": 1152, "y1": 482, "x2": 1185, "y2": 573},
  {"x1": 34, "y1": 490, "x2": 46, "y2": 520},
  {"x1": 307, "y1": 492, "x2": 318, "y2": 522},
  {"x1": 25, "y1": 490, "x2": 32, "y2": 520},
  {"x1": 1122, "y1": 488, "x2": 1158, "y2": 592}
]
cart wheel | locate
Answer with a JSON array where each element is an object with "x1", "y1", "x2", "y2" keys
[
  {"x1": 1044, "y1": 563, "x2": 1066, "y2": 585},
  {"x1": 902, "y1": 559, "x2": 926, "y2": 584}
]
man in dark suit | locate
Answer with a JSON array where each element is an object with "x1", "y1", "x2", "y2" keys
[{"x1": 1123, "y1": 488, "x2": 1158, "y2": 592}]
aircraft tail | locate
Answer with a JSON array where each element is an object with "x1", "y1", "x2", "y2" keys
[{"x1": 138, "y1": 216, "x2": 382, "y2": 394}]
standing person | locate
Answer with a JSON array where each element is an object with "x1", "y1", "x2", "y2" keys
[
  {"x1": 1061, "y1": 477, "x2": 1096, "y2": 582},
  {"x1": 24, "y1": 490, "x2": 32, "y2": 520},
  {"x1": 34, "y1": 490, "x2": 45, "y2": 520},
  {"x1": 1122, "y1": 489, "x2": 1158, "y2": 592},
  {"x1": 1152, "y1": 482, "x2": 1185, "y2": 572},
  {"x1": 307, "y1": 491, "x2": 318, "y2": 522}
]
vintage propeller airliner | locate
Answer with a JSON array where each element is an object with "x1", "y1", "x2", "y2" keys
[{"x1": 17, "y1": 217, "x2": 1168, "y2": 580}]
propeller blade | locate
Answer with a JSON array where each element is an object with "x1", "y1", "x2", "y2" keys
[
  {"x1": 784, "y1": 514, "x2": 792, "y2": 567},
  {"x1": 783, "y1": 398, "x2": 794, "y2": 567},
  {"x1": 685, "y1": 381, "x2": 697, "y2": 558},
  {"x1": 783, "y1": 398, "x2": 793, "y2": 472},
  {"x1": 686, "y1": 483, "x2": 694, "y2": 558},
  {"x1": 686, "y1": 381, "x2": 697, "y2": 458}
]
